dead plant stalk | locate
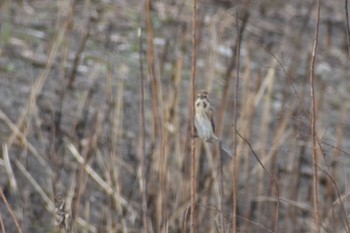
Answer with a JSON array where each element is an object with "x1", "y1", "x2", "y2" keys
[
  {"x1": 138, "y1": 27, "x2": 149, "y2": 233},
  {"x1": 190, "y1": 0, "x2": 198, "y2": 232},
  {"x1": 309, "y1": 0, "x2": 321, "y2": 232},
  {"x1": 232, "y1": 12, "x2": 241, "y2": 233}
]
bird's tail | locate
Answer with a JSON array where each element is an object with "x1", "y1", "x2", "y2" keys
[
  {"x1": 220, "y1": 143, "x2": 233, "y2": 157},
  {"x1": 211, "y1": 137, "x2": 233, "y2": 157}
]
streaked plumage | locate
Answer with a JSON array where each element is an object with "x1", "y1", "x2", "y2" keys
[
  {"x1": 194, "y1": 91, "x2": 233, "y2": 157},
  {"x1": 194, "y1": 91, "x2": 218, "y2": 142}
]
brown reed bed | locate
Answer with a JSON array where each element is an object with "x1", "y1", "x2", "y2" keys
[{"x1": 0, "y1": 1, "x2": 350, "y2": 233}]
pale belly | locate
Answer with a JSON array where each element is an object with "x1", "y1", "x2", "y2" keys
[{"x1": 195, "y1": 116, "x2": 213, "y2": 141}]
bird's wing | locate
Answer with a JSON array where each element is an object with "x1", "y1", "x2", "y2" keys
[{"x1": 208, "y1": 108, "x2": 215, "y2": 133}]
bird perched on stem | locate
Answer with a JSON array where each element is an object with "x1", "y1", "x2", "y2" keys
[{"x1": 194, "y1": 90, "x2": 232, "y2": 156}]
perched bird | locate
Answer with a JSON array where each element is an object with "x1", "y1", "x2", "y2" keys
[
  {"x1": 194, "y1": 90, "x2": 218, "y2": 142},
  {"x1": 194, "y1": 90, "x2": 232, "y2": 157}
]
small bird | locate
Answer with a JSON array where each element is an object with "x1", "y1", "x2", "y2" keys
[
  {"x1": 194, "y1": 90, "x2": 232, "y2": 156},
  {"x1": 194, "y1": 90, "x2": 218, "y2": 142}
]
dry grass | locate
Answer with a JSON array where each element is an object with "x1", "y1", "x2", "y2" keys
[{"x1": 0, "y1": 0, "x2": 350, "y2": 233}]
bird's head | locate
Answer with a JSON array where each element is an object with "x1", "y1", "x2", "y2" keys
[{"x1": 197, "y1": 90, "x2": 209, "y2": 100}]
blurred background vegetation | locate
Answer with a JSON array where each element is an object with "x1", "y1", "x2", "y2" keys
[{"x1": 0, "y1": 0, "x2": 350, "y2": 232}]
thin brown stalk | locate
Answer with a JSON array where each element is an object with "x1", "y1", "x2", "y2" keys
[
  {"x1": 155, "y1": 33, "x2": 167, "y2": 233},
  {"x1": 2, "y1": 144, "x2": 18, "y2": 194},
  {"x1": 111, "y1": 65, "x2": 128, "y2": 230},
  {"x1": 0, "y1": 211, "x2": 6, "y2": 233},
  {"x1": 138, "y1": 27, "x2": 149, "y2": 233},
  {"x1": 240, "y1": 44, "x2": 256, "y2": 233},
  {"x1": 145, "y1": 0, "x2": 160, "y2": 143},
  {"x1": 345, "y1": 0, "x2": 350, "y2": 57},
  {"x1": 0, "y1": 187, "x2": 23, "y2": 233},
  {"x1": 190, "y1": 0, "x2": 198, "y2": 232},
  {"x1": 0, "y1": 109, "x2": 52, "y2": 174},
  {"x1": 218, "y1": 142, "x2": 225, "y2": 233},
  {"x1": 232, "y1": 12, "x2": 241, "y2": 233},
  {"x1": 309, "y1": 0, "x2": 321, "y2": 232},
  {"x1": 145, "y1": 1, "x2": 165, "y2": 229},
  {"x1": 254, "y1": 60, "x2": 276, "y2": 227}
]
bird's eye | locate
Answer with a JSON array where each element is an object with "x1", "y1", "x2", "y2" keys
[
  {"x1": 203, "y1": 102, "x2": 207, "y2": 108},
  {"x1": 196, "y1": 102, "x2": 200, "y2": 107}
]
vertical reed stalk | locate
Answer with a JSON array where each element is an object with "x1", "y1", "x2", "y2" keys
[
  {"x1": 345, "y1": 0, "x2": 350, "y2": 57},
  {"x1": 309, "y1": 0, "x2": 321, "y2": 232},
  {"x1": 138, "y1": 27, "x2": 149, "y2": 233},
  {"x1": 190, "y1": 0, "x2": 198, "y2": 232},
  {"x1": 145, "y1": 0, "x2": 165, "y2": 230},
  {"x1": 218, "y1": 143, "x2": 225, "y2": 233},
  {"x1": 240, "y1": 45, "x2": 255, "y2": 233},
  {"x1": 145, "y1": 0, "x2": 160, "y2": 143},
  {"x1": 0, "y1": 212, "x2": 5, "y2": 233},
  {"x1": 232, "y1": 12, "x2": 241, "y2": 233}
]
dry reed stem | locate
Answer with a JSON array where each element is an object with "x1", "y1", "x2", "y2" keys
[
  {"x1": 0, "y1": 109, "x2": 53, "y2": 175},
  {"x1": 0, "y1": 211, "x2": 6, "y2": 233},
  {"x1": 174, "y1": 50, "x2": 184, "y2": 169},
  {"x1": 202, "y1": 143, "x2": 220, "y2": 215},
  {"x1": 111, "y1": 65, "x2": 126, "y2": 227},
  {"x1": 217, "y1": 142, "x2": 225, "y2": 233},
  {"x1": 55, "y1": 43, "x2": 69, "y2": 138},
  {"x1": 157, "y1": 69, "x2": 167, "y2": 232},
  {"x1": 268, "y1": 109, "x2": 292, "y2": 232},
  {"x1": 255, "y1": 59, "x2": 276, "y2": 226},
  {"x1": 138, "y1": 27, "x2": 149, "y2": 233},
  {"x1": 2, "y1": 144, "x2": 18, "y2": 194},
  {"x1": 155, "y1": 43, "x2": 167, "y2": 233},
  {"x1": 15, "y1": 159, "x2": 55, "y2": 210},
  {"x1": 83, "y1": 201, "x2": 90, "y2": 233},
  {"x1": 145, "y1": 0, "x2": 166, "y2": 229},
  {"x1": 345, "y1": 0, "x2": 350, "y2": 57},
  {"x1": 0, "y1": 187, "x2": 23, "y2": 233},
  {"x1": 105, "y1": 65, "x2": 128, "y2": 229},
  {"x1": 145, "y1": 0, "x2": 160, "y2": 144},
  {"x1": 239, "y1": 45, "x2": 257, "y2": 233},
  {"x1": 309, "y1": 0, "x2": 321, "y2": 232},
  {"x1": 232, "y1": 12, "x2": 241, "y2": 233},
  {"x1": 190, "y1": 0, "x2": 198, "y2": 232}
]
